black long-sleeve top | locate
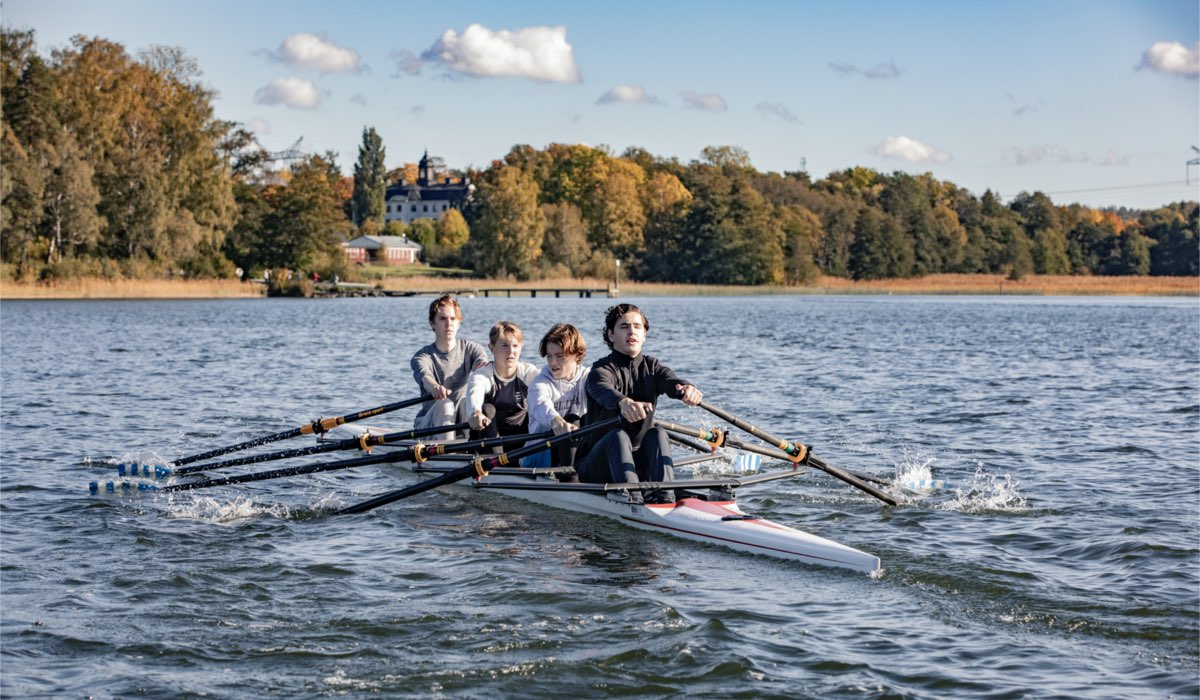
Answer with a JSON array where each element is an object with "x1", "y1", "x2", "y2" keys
[{"x1": 577, "y1": 351, "x2": 693, "y2": 457}]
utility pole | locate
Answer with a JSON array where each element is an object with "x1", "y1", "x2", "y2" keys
[{"x1": 1187, "y1": 146, "x2": 1199, "y2": 185}]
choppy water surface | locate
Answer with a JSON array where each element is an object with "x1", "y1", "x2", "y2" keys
[{"x1": 1, "y1": 295, "x2": 1197, "y2": 698}]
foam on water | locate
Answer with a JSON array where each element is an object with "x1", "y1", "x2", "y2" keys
[
  {"x1": 943, "y1": 466, "x2": 1028, "y2": 513},
  {"x1": 163, "y1": 493, "x2": 293, "y2": 523}
]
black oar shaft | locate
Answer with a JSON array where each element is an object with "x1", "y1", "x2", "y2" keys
[
  {"x1": 339, "y1": 417, "x2": 622, "y2": 515},
  {"x1": 161, "y1": 430, "x2": 556, "y2": 493},
  {"x1": 695, "y1": 403, "x2": 898, "y2": 506},
  {"x1": 172, "y1": 422, "x2": 470, "y2": 476},
  {"x1": 170, "y1": 395, "x2": 431, "y2": 466},
  {"x1": 161, "y1": 449, "x2": 412, "y2": 491}
]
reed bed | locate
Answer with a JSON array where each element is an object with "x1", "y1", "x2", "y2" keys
[
  {"x1": 2, "y1": 274, "x2": 1195, "y2": 300},
  {"x1": 0, "y1": 278, "x2": 265, "y2": 300}
]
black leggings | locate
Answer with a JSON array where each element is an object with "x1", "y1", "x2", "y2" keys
[{"x1": 578, "y1": 426, "x2": 675, "y2": 488}]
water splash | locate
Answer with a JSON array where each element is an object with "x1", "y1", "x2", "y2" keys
[
  {"x1": 943, "y1": 466, "x2": 1027, "y2": 513},
  {"x1": 894, "y1": 451, "x2": 952, "y2": 491},
  {"x1": 164, "y1": 494, "x2": 293, "y2": 523}
]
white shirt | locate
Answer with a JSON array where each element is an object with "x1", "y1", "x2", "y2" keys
[
  {"x1": 464, "y1": 361, "x2": 540, "y2": 416},
  {"x1": 527, "y1": 364, "x2": 590, "y2": 434}
]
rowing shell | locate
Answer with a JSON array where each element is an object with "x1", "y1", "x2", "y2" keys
[{"x1": 326, "y1": 426, "x2": 882, "y2": 574}]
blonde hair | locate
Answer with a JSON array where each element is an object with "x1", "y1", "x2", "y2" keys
[{"x1": 488, "y1": 320, "x2": 523, "y2": 346}]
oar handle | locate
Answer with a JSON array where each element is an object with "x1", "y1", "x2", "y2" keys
[{"x1": 169, "y1": 394, "x2": 432, "y2": 466}]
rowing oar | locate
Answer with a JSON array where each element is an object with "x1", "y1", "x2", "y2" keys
[
  {"x1": 168, "y1": 395, "x2": 432, "y2": 467},
  {"x1": 91, "y1": 430, "x2": 552, "y2": 495},
  {"x1": 132, "y1": 422, "x2": 471, "y2": 479},
  {"x1": 338, "y1": 417, "x2": 622, "y2": 515},
  {"x1": 666, "y1": 425, "x2": 890, "y2": 488},
  {"x1": 694, "y1": 402, "x2": 898, "y2": 506}
]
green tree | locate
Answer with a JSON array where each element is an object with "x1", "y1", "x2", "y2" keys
[
  {"x1": 1143, "y1": 203, "x2": 1199, "y2": 275},
  {"x1": 257, "y1": 155, "x2": 348, "y2": 272},
  {"x1": 779, "y1": 204, "x2": 823, "y2": 284},
  {"x1": 436, "y1": 208, "x2": 470, "y2": 253},
  {"x1": 849, "y1": 208, "x2": 913, "y2": 280},
  {"x1": 409, "y1": 217, "x2": 436, "y2": 250},
  {"x1": 0, "y1": 125, "x2": 46, "y2": 269},
  {"x1": 469, "y1": 165, "x2": 545, "y2": 279},
  {"x1": 640, "y1": 171, "x2": 692, "y2": 281},
  {"x1": 699, "y1": 145, "x2": 752, "y2": 170},
  {"x1": 1002, "y1": 223, "x2": 1033, "y2": 280},
  {"x1": 351, "y1": 126, "x2": 387, "y2": 227},
  {"x1": 42, "y1": 128, "x2": 102, "y2": 262},
  {"x1": 1106, "y1": 228, "x2": 1153, "y2": 275},
  {"x1": 1031, "y1": 227, "x2": 1071, "y2": 274},
  {"x1": 540, "y1": 202, "x2": 590, "y2": 274}
]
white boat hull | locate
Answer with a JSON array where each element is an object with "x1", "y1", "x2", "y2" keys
[{"x1": 327, "y1": 425, "x2": 882, "y2": 573}]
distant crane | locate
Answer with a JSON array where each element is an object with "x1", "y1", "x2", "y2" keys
[
  {"x1": 1188, "y1": 146, "x2": 1199, "y2": 186},
  {"x1": 266, "y1": 137, "x2": 306, "y2": 165}
]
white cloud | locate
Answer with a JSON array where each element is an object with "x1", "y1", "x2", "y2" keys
[
  {"x1": 389, "y1": 48, "x2": 425, "y2": 77},
  {"x1": 874, "y1": 136, "x2": 950, "y2": 164},
  {"x1": 1096, "y1": 151, "x2": 1130, "y2": 167},
  {"x1": 254, "y1": 77, "x2": 323, "y2": 109},
  {"x1": 1008, "y1": 145, "x2": 1089, "y2": 165},
  {"x1": 350, "y1": 94, "x2": 368, "y2": 107},
  {"x1": 246, "y1": 118, "x2": 271, "y2": 136},
  {"x1": 597, "y1": 85, "x2": 663, "y2": 105},
  {"x1": 681, "y1": 90, "x2": 727, "y2": 112},
  {"x1": 1135, "y1": 41, "x2": 1200, "y2": 78},
  {"x1": 420, "y1": 24, "x2": 580, "y2": 83},
  {"x1": 829, "y1": 60, "x2": 902, "y2": 79},
  {"x1": 755, "y1": 101, "x2": 801, "y2": 124},
  {"x1": 267, "y1": 33, "x2": 363, "y2": 74}
]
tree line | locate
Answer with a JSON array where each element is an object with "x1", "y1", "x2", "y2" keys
[{"x1": 2, "y1": 30, "x2": 1196, "y2": 286}]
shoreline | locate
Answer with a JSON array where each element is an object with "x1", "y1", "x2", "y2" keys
[{"x1": 0, "y1": 273, "x2": 1196, "y2": 300}]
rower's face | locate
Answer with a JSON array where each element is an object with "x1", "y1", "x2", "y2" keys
[
  {"x1": 544, "y1": 342, "x2": 579, "y2": 380},
  {"x1": 491, "y1": 333, "x2": 522, "y2": 375},
  {"x1": 430, "y1": 306, "x2": 460, "y2": 342},
  {"x1": 608, "y1": 311, "x2": 646, "y2": 357}
]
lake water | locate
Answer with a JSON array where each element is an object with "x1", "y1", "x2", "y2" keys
[{"x1": 1, "y1": 294, "x2": 1197, "y2": 698}]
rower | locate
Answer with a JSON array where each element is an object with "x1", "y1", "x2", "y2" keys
[
  {"x1": 523, "y1": 323, "x2": 590, "y2": 469},
  {"x1": 575, "y1": 304, "x2": 703, "y2": 504},
  {"x1": 464, "y1": 321, "x2": 539, "y2": 449},
  {"x1": 410, "y1": 295, "x2": 488, "y2": 441}
]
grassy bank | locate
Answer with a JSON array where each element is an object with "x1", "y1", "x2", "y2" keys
[
  {"x1": 0, "y1": 278, "x2": 265, "y2": 299},
  {"x1": 1, "y1": 273, "x2": 1195, "y2": 300},
  {"x1": 378, "y1": 274, "x2": 1198, "y2": 298}
]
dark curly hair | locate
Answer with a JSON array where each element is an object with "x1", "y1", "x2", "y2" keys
[{"x1": 602, "y1": 303, "x2": 649, "y2": 350}]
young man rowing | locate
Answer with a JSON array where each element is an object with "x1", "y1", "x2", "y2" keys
[
  {"x1": 576, "y1": 304, "x2": 703, "y2": 504},
  {"x1": 523, "y1": 323, "x2": 590, "y2": 469},
  {"x1": 410, "y1": 295, "x2": 487, "y2": 440},
  {"x1": 464, "y1": 321, "x2": 539, "y2": 445}
]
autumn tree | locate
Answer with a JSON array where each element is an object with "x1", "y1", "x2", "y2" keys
[
  {"x1": 468, "y1": 165, "x2": 545, "y2": 279},
  {"x1": 540, "y1": 202, "x2": 590, "y2": 276},
  {"x1": 42, "y1": 128, "x2": 102, "y2": 262}
]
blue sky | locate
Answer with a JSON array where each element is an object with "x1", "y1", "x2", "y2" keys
[{"x1": 6, "y1": 0, "x2": 1199, "y2": 209}]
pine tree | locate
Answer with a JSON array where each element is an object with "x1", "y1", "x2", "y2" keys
[{"x1": 350, "y1": 126, "x2": 386, "y2": 228}]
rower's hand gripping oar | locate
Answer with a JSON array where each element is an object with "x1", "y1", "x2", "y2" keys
[
  {"x1": 168, "y1": 394, "x2": 432, "y2": 467},
  {"x1": 695, "y1": 401, "x2": 898, "y2": 506},
  {"x1": 338, "y1": 417, "x2": 622, "y2": 515},
  {"x1": 138, "y1": 422, "x2": 471, "y2": 479}
]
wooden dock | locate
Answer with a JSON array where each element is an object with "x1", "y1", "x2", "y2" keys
[{"x1": 313, "y1": 283, "x2": 617, "y2": 299}]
